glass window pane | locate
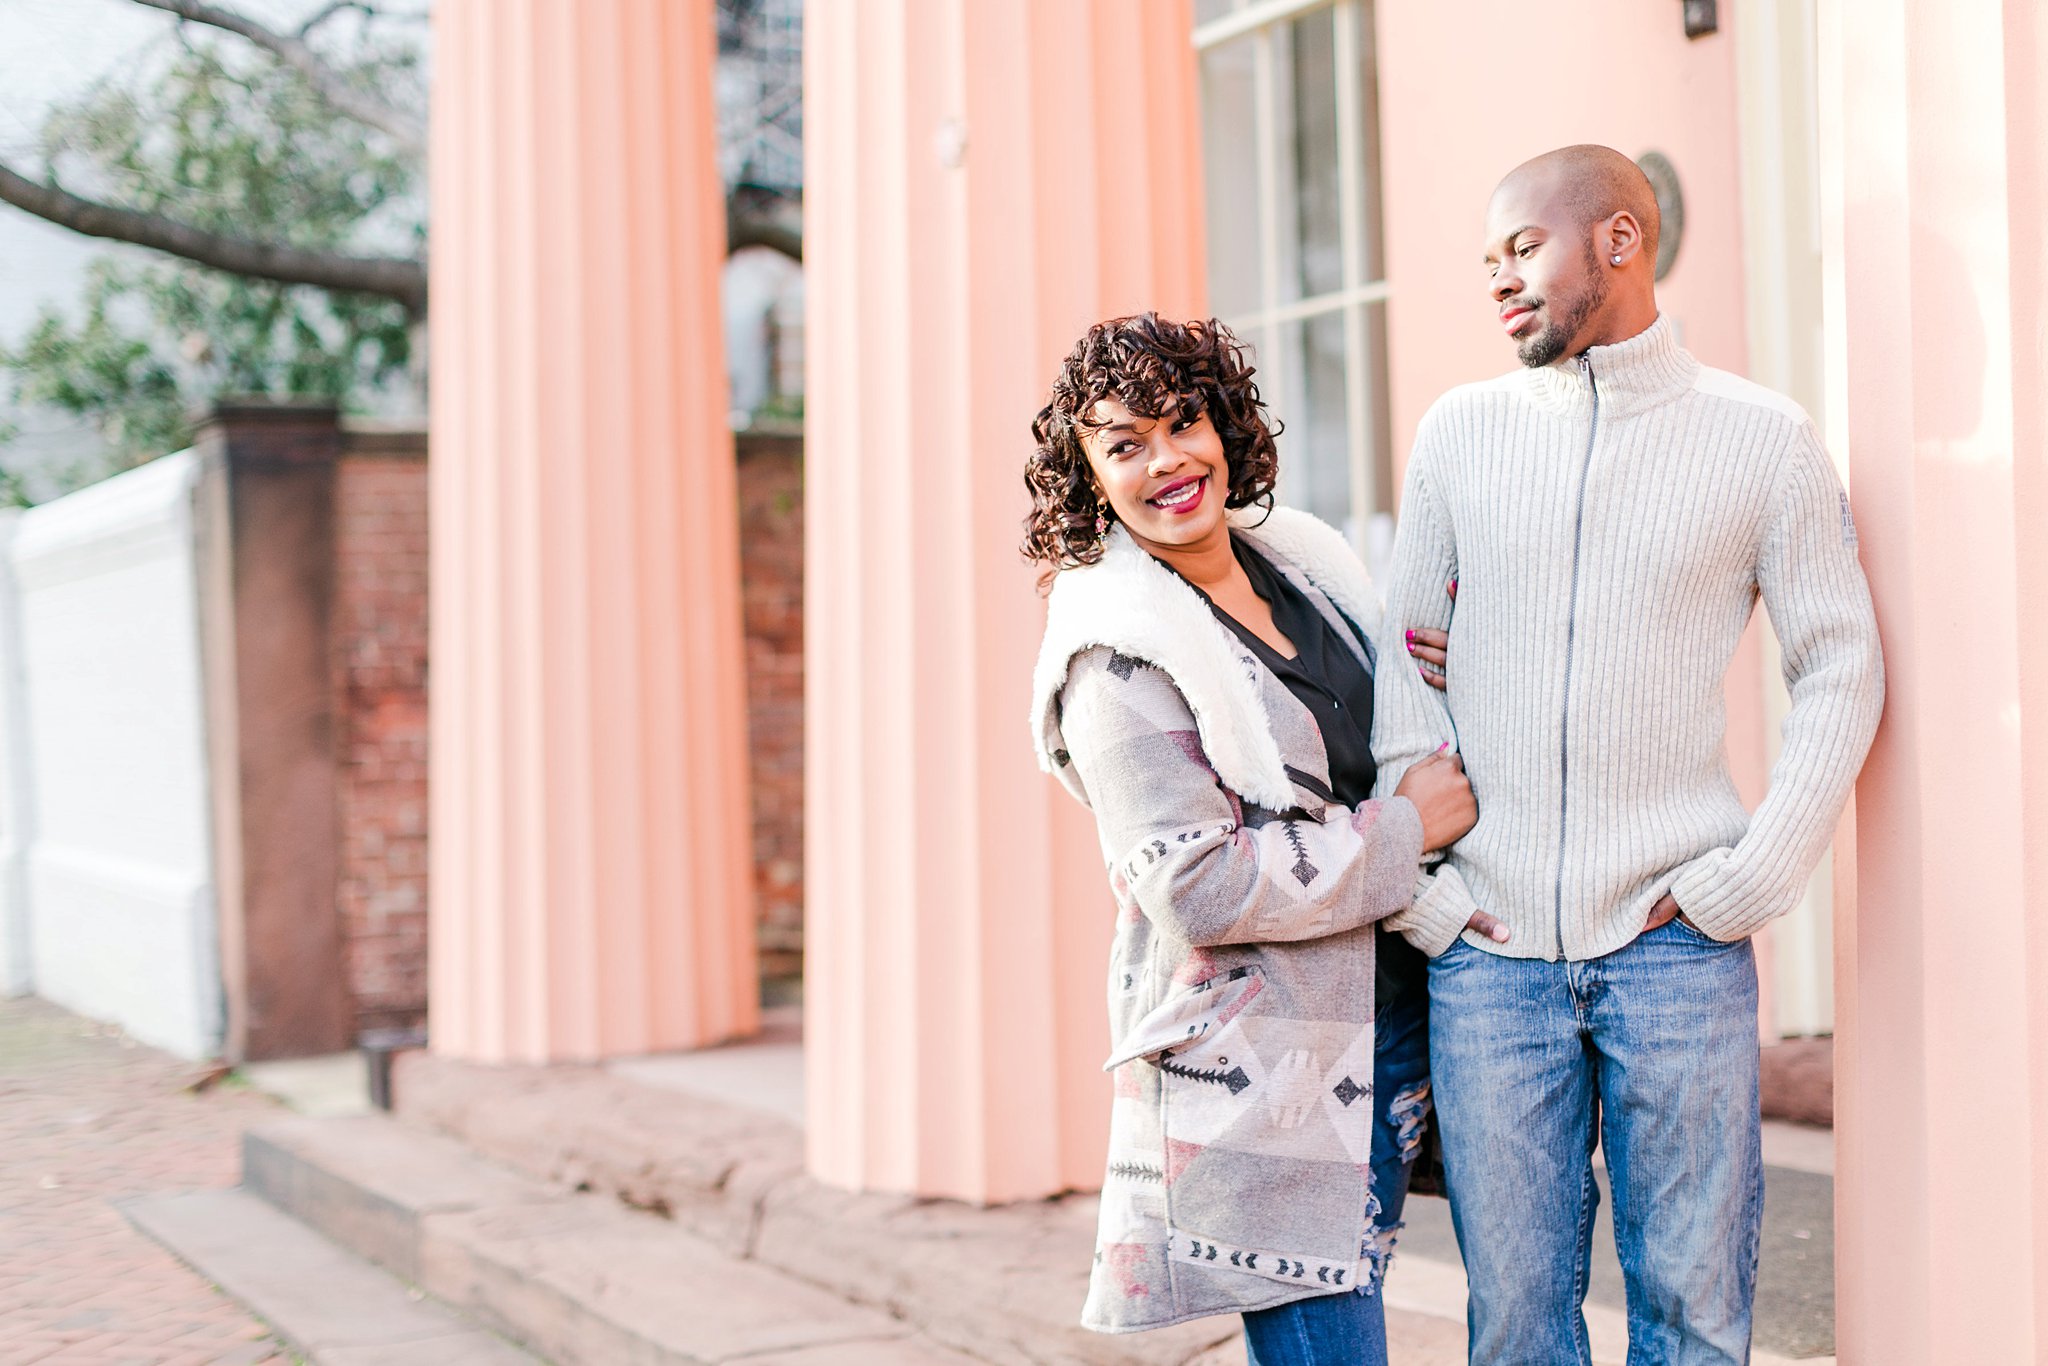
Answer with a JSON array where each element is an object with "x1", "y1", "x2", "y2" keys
[
  {"x1": 1353, "y1": 0, "x2": 1388, "y2": 280},
  {"x1": 1289, "y1": 7, "x2": 1343, "y2": 299},
  {"x1": 1199, "y1": 36, "x2": 1264, "y2": 317},
  {"x1": 1274, "y1": 309, "x2": 1352, "y2": 538},
  {"x1": 1357, "y1": 298, "x2": 1394, "y2": 518},
  {"x1": 1265, "y1": 23, "x2": 1300, "y2": 308},
  {"x1": 1190, "y1": 0, "x2": 1391, "y2": 541}
]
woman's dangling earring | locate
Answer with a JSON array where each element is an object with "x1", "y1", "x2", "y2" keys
[{"x1": 1094, "y1": 509, "x2": 1109, "y2": 538}]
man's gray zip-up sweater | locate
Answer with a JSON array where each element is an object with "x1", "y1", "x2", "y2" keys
[{"x1": 1372, "y1": 316, "x2": 1884, "y2": 961}]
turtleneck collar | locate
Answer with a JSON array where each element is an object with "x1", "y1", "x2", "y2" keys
[{"x1": 1523, "y1": 313, "x2": 1699, "y2": 419}]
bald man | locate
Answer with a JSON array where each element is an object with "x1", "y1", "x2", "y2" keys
[{"x1": 1371, "y1": 146, "x2": 1883, "y2": 1364}]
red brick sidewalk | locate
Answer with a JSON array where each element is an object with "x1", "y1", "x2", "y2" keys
[{"x1": 0, "y1": 996, "x2": 290, "y2": 1365}]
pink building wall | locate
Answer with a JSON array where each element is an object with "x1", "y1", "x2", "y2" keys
[
  {"x1": 803, "y1": 0, "x2": 1206, "y2": 1203},
  {"x1": 1376, "y1": 1, "x2": 1751, "y2": 465},
  {"x1": 1823, "y1": 0, "x2": 2045, "y2": 1357}
]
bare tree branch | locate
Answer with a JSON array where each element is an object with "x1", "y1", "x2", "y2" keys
[
  {"x1": 727, "y1": 189, "x2": 801, "y2": 262},
  {"x1": 298, "y1": 1, "x2": 369, "y2": 37},
  {"x1": 728, "y1": 206, "x2": 800, "y2": 262},
  {"x1": 128, "y1": 0, "x2": 426, "y2": 157},
  {"x1": 0, "y1": 161, "x2": 427, "y2": 315}
]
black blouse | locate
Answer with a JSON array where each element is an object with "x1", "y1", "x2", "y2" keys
[
  {"x1": 1201, "y1": 533, "x2": 1427, "y2": 1001},
  {"x1": 1216, "y1": 538, "x2": 1379, "y2": 805}
]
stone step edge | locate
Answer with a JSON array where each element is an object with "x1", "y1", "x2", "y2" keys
[
  {"x1": 122, "y1": 1186, "x2": 541, "y2": 1366},
  {"x1": 389, "y1": 1049, "x2": 806, "y2": 1258},
  {"x1": 244, "y1": 1112, "x2": 559, "y2": 1284},
  {"x1": 386, "y1": 1051, "x2": 1129, "y2": 1361},
  {"x1": 381, "y1": 1052, "x2": 1838, "y2": 1366},
  {"x1": 244, "y1": 1115, "x2": 985, "y2": 1366}
]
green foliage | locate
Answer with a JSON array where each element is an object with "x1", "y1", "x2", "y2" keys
[
  {"x1": 0, "y1": 19, "x2": 425, "y2": 490},
  {"x1": 750, "y1": 390, "x2": 805, "y2": 432},
  {"x1": 6, "y1": 261, "x2": 188, "y2": 469}
]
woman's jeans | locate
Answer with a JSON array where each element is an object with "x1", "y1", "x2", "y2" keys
[
  {"x1": 1240, "y1": 968, "x2": 1432, "y2": 1366},
  {"x1": 1428, "y1": 918, "x2": 1763, "y2": 1366}
]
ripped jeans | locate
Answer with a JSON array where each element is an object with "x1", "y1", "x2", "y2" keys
[{"x1": 1241, "y1": 967, "x2": 1432, "y2": 1366}]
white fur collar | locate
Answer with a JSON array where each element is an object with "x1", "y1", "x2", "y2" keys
[{"x1": 1030, "y1": 505, "x2": 1381, "y2": 812}]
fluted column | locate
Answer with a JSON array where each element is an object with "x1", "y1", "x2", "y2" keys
[
  {"x1": 1822, "y1": 0, "x2": 2046, "y2": 1357},
  {"x1": 428, "y1": 0, "x2": 756, "y2": 1061},
  {"x1": 804, "y1": 0, "x2": 1206, "y2": 1202}
]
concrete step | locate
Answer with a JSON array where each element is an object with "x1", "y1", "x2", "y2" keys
[
  {"x1": 243, "y1": 1112, "x2": 985, "y2": 1366},
  {"x1": 388, "y1": 1051, "x2": 1238, "y2": 1365},
  {"x1": 424, "y1": 1196, "x2": 982, "y2": 1366},
  {"x1": 245, "y1": 1113, "x2": 552, "y2": 1284},
  {"x1": 122, "y1": 1187, "x2": 540, "y2": 1366}
]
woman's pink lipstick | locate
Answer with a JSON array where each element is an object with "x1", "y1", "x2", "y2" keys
[{"x1": 1147, "y1": 475, "x2": 1208, "y2": 515}]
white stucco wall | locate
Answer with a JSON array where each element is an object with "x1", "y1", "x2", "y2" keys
[
  {"x1": 9, "y1": 452, "x2": 221, "y2": 1056},
  {"x1": 0, "y1": 511, "x2": 31, "y2": 996}
]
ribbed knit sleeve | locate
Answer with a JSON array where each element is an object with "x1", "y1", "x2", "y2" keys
[
  {"x1": 1670, "y1": 425, "x2": 1885, "y2": 939},
  {"x1": 1370, "y1": 428, "x2": 1478, "y2": 956}
]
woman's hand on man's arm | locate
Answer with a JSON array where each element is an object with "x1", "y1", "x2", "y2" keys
[{"x1": 1403, "y1": 578, "x2": 1457, "y2": 691}]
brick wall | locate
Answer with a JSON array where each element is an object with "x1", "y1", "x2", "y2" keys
[
  {"x1": 736, "y1": 433, "x2": 804, "y2": 994},
  {"x1": 321, "y1": 430, "x2": 805, "y2": 1030},
  {"x1": 332, "y1": 433, "x2": 430, "y2": 1035}
]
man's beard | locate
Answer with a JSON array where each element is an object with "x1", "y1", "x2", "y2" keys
[{"x1": 1516, "y1": 258, "x2": 1609, "y2": 368}]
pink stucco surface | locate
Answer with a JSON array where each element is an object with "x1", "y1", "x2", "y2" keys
[
  {"x1": 427, "y1": 0, "x2": 757, "y2": 1063},
  {"x1": 1824, "y1": 0, "x2": 2045, "y2": 1358},
  {"x1": 1375, "y1": 1, "x2": 1751, "y2": 467},
  {"x1": 802, "y1": 0, "x2": 1206, "y2": 1203}
]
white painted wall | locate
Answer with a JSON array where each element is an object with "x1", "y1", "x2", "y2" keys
[
  {"x1": 0, "y1": 511, "x2": 31, "y2": 996},
  {"x1": 723, "y1": 245, "x2": 805, "y2": 426},
  {"x1": 9, "y1": 451, "x2": 221, "y2": 1056}
]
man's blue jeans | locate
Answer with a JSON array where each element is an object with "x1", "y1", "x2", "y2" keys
[
  {"x1": 1429, "y1": 918, "x2": 1764, "y2": 1366},
  {"x1": 1241, "y1": 966, "x2": 1434, "y2": 1366}
]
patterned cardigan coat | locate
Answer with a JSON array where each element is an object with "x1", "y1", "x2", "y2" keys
[{"x1": 1030, "y1": 506, "x2": 1427, "y2": 1334}]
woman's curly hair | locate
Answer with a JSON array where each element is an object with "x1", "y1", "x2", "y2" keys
[{"x1": 1022, "y1": 313, "x2": 1280, "y2": 590}]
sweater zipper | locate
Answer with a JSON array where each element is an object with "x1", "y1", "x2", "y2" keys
[{"x1": 1554, "y1": 354, "x2": 1600, "y2": 960}]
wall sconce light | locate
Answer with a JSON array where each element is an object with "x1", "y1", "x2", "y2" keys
[{"x1": 1684, "y1": 0, "x2": 1718, "y2": 38}]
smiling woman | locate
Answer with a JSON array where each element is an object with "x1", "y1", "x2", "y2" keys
[
  {"x1": 1021, "y1": 313, "x2": 1279, "y2": 588},
  {"x1": 1021, "y1": 312, "x2": 1495, "y2": 1361}
]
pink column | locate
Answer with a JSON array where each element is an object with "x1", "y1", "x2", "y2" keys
[
  {"x1": 427, "y1": 0, "x2": 757, "y2": 1062},
  {"x1": 1822, "y1": 0, "x2": 2046, "y2": 1357},
  {"x1": 804, "y1": 0, "x2": 1205, "y2": 1202}
]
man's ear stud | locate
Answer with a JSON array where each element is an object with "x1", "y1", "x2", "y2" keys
[{"x1": 1612, "y1": 254, "x2": 1624, "y2": 266}]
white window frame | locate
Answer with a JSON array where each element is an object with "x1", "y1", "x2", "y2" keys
[{"x1": 1193, "y1": 0, "x2": 1390, "y2": 534}]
